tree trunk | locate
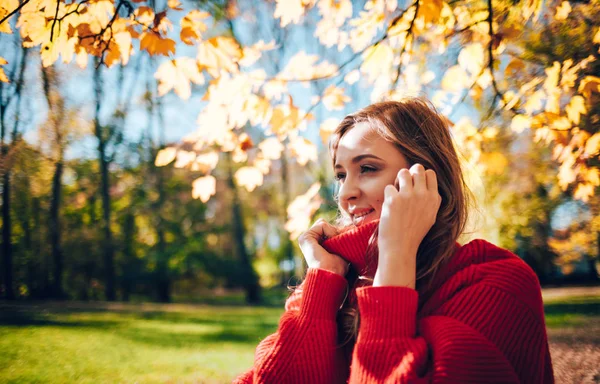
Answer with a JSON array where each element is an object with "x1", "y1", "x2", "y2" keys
[
  {"x1": 1, "y1": 169, "x2": 14, "y2": 299},
  {"x1": 280, "y1": 150, "x2": 295, "y2": 285},
  {"x1": 41, "y1": 65, "x2": 66, "y2": 300},
  {"x1": 225, "y1": 152, "x2": 261, "y2": 304},
  {"x1": 93, "y1": 64, "x2": 116, "y2": 301},
  {"x1": 49, "y1": 160, "x2": 64, "y2": 298}
]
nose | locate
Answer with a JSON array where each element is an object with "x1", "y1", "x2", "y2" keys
[{"x1": 337, "y1": 176, "x2": 360, "y2": 204}]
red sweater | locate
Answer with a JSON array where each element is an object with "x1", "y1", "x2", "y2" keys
[{"x1": 234, "y1": 220, "x2": 554, "y2": 383}]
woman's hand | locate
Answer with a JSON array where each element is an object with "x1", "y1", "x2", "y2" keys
[
  {"x1": 374, "y1": 163, "x2": 442, "y2": 288},
  {"x1": 298, "y1": 218, "x2": 350, "y2": 276}
]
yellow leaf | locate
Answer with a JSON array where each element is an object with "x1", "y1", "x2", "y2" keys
[
  {"x1": 285, "y1": 182, "x2": 322, "y2": 240},
  {"x1": 0, "y1": 0, "x2": 19, "y2": 33},
  {"x1": 234, "y1": 166, "x2": 264, "y2": 192},
  {"x1": 0, "y1": 67, "x2": 8, "y2": 83},
  {"x1": 481, "y1": 152, "x2": 508, "y2": 175},
  {"x1": 585, "y1": 133, "x2": 600, "y2": 157},
  {"x1": 319, "y1": 118, "x2": 339, "y2": 145},
  {"x1": 573, "y1": 183, "x2": 593, "y2": 202},
  {"x1": 441, "y1": 65, "x2": 469, "y2": 92},
  {"x1": 578, "y1": 76, "x2": 600, "y2": 98},
  {"x1": 322, "y1": 85, "x2": 351, "y2": 111},
  {"x1": 0, "y1": 56, "x2": 7, "y2": 83},
  {"x1": 114, "y1": 31, "x2": 132, "y2": 65},
  {"x1": 417, "y1": 0, "x2": 444, "y2": 25},
  {"x1": 140, "y1": 32, "x2": 176, "y2": 56},
  {"x1": 155, "y1": 147, "x2": 177, "y2": 166},
  {"x1": 168, "y1": 0, "x2": 183, "y2": 10},
  {"x1": 155, "y1": 58, "x2": 204, "y2": 100},
  {"x1": 180, "y1": 10, "x2": 209, "y2": 45},
  {"x1": 191, "y1": 151, "x2": 219, "y2": 172},
  {"x1": 458, "y1": 43, "x2": 484, "y2": 75},
  {"x1": 505, "y1": 59, "x2": 525, "y2": 77},
  {"x1": 289, "y1": 135, "x2": 317, "y2": 165},
  {"x1": 565, "y1": 95, "x2": 586, "y2": 125},
  {"x1": 174, "y1": 150, "x2": 197, "y2": 168},
  {"x1": 254, "y1": 156, "x2": 271, "y2": 174},
  {"x1": 555, "y1": 1, "x2": 571, "y2": 20},
  {"x1": 240, "y1": 40, "x2": 275, "y2": 67},
  {"x1": 361, "y1": 43, "x2": 393, "y2": 83},
  {"x1": 274, "y1": 0, "x2": 312, "y2": 27},
  {"x1": 192, "y1": 175, "x2": 216, "y2": 202},
  {"x1": 258, "y1": 137, "x2": 284, "y2": 160},
  {"x1": 197, "y1": 36, "x2": 241, "y2": 74},
  {"x1": 594, "y1": 28, "x2": 600, "y2": 44},
  {"x1": 511, "y1": 115, "x2": 531, "y2": 133},
  {"x1": 550, "y1": 116, "x2": 571, "y2": 131}
]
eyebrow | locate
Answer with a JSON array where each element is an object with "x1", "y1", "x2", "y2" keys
[{"x1": 334, "y1": 154, "x2": 383, "y2": 169}]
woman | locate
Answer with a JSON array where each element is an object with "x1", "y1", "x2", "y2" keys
[{"x1": 234, "y1": 98, "x2": 554, "y2": 383}]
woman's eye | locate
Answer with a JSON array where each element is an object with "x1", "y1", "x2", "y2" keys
[
  {"x1": 334, "y1": 173, "x2": 346, "y2": 181},
  {"x1": 360, "y1": 165, "x2": 376, "y2": 173}
]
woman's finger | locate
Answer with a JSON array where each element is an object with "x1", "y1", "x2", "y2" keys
[
  {"x1": 425, "y1": 169, "x2": 438, "y2": 193},
  {"x1": 397, "y1": 168, "x2": 413, "y2": 192},
  {"x1": 410, "y1": 164, "x2": 426, "y2": 193}
]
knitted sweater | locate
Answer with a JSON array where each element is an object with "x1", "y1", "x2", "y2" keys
[{"x1": 233, "y1": 220, "x2": 554, "y2": 383}]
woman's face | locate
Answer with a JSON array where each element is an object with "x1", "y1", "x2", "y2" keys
[{"x1": 334, "y1": 122, "x2": 411, "y2": 227}]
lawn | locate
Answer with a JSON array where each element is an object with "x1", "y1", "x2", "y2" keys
[{"x1": 0, "y1": 293, "x2": 598, "y2": 383}]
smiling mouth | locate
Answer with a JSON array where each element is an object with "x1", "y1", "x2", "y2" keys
[{"x1": 352, "y1": 209, "x2": 375, "y2": 226}]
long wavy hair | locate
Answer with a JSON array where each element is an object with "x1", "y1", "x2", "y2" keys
[{"x1": 328, "y1": 97, "x2": 474, "y2": 346}]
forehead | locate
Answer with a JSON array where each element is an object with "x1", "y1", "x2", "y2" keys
[{"x1": 335, "y1": 122, "x2": 398, "y2": 163}]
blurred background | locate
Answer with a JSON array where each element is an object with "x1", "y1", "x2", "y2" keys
[{"x1": 0, "y1": 0, "x2": 598, "y2": 382}]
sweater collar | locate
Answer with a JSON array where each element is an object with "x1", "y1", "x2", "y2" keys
[{"x1": 321, "y1": 219, "x2": 380, "y2": 277}]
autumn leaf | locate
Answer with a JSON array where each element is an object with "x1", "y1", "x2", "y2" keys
[
  {"x1": 578, "y1": 76, "x2": 600, "y2": 98},
  {"x1": 0, "y1": 0, "x2": 19, "y2": 33},
  {"x1": 140, "y1": 32, "x2": 176, "y2": 56},
  {"x1": 192, "y1": 175, "x2": 216, "y2": 202},
  {"x1": 258, "y1": 137, "x2": 284, "y2": 160},
  {"x1": 322, "y1": 85, "x2": 351, "y2": 110},
  {"x1": 289, "y1": 134, "x2": 317, "y2": 165},
  {"x1": 0, "y1": 57, "x2": 8, "y2": 83},
  {"x1": 180, "y1": 10, "x2": 209, "y2": 45},
  {"x1": 555, "y1": 1, "x2": 571, "y2": 20},
  {"x1": 285, "y1": 182, "x2": 322, "y2": 240},
  {"x1": 168, "y1": 0, "x2": 183, "y2": 11},
  {"x1": 319, "y1": 118, "x2": 338, "y2": 145},
  {"x1": 234, "y1": 166, "x2": 264, "y2": 192},
  {"x1": 480, "y1": 152, "x2": 508, "y2": 175},
  {"x1": 191, "y1": 151, "x2": 219, "y2": 173},
  {"x1": 361, "y1": 43, "x2": 393, "y2": 83},
  {"x1": 155, "y1": 147, "x2": 177, "y2": 166},
  {"x1": 174, "y1": 150, "x2": 197, "y2": 168},
  {"x1": 155, "y1": 58, "x2": 205, "y2": 100},
  {"x1": 240, "y1": 40, "x2": 276, "y2": 67},
  {"x1": 565, "y1": 95, "x2": 586, "y2": 125},
  {"x1": 197, "y1": 36, "x2": 241, "y2": 74},
  {"x1": 274, "y1": 0, "x2": 313, "y2": 27},
  {"x1": 585, "y1": 133, "x2": 600, "y2": 157},
  {"x1": 511, "y1": 114, "x2": 531, "y2": 133},
  {"x1": 441, "y1": 65, "x2": 469, "y2": 92}
]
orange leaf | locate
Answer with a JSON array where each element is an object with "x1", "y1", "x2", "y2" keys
[
  {"x1": 180, "y1": 10, "x2": 209, "y2": 45},
  {"x1": 140, "y1": 32, "x2": 176, "y2": 56}
]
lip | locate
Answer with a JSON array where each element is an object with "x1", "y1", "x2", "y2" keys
[{"x1": 352, "y1": 209, "x2": 375, "y2": 226}]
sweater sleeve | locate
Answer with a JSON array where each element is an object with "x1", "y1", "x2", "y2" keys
[
  {"x1": 233, "y1": 268, "x2": 350, "y2": 384},
  {"x1": 349, "y1": 271, "x2": 553, "y2": 383}
]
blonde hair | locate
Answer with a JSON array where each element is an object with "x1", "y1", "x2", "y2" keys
[{"x1": 328, "y1": 97, "x2": 474, "y2": 346}]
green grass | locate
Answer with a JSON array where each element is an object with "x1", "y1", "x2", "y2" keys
[
  {"x1": 0, "y1": 302, "x2": 285, "y2": 383},
  {"x1": 542, "y1": 294, "x2": 600, "y2": 328},
  {"x1": 0, "y1": 293, "x2": 598, "y2": 383}
]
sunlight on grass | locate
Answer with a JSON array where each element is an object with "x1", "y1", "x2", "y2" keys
[
  {"x1": 0, "y1": 303, "x2": 284, "y2": 383},
  {"x1": 1, "y1": 294, "x2": 598, "y2": 383}
]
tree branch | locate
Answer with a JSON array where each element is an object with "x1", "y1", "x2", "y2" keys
[{"x1": 0, "y1": 0, "x2": 30, "y2": 26}]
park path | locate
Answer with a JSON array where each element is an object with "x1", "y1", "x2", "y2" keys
[{"x1": 542, "y1": 285, "x2": 600, "y2": 383}]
